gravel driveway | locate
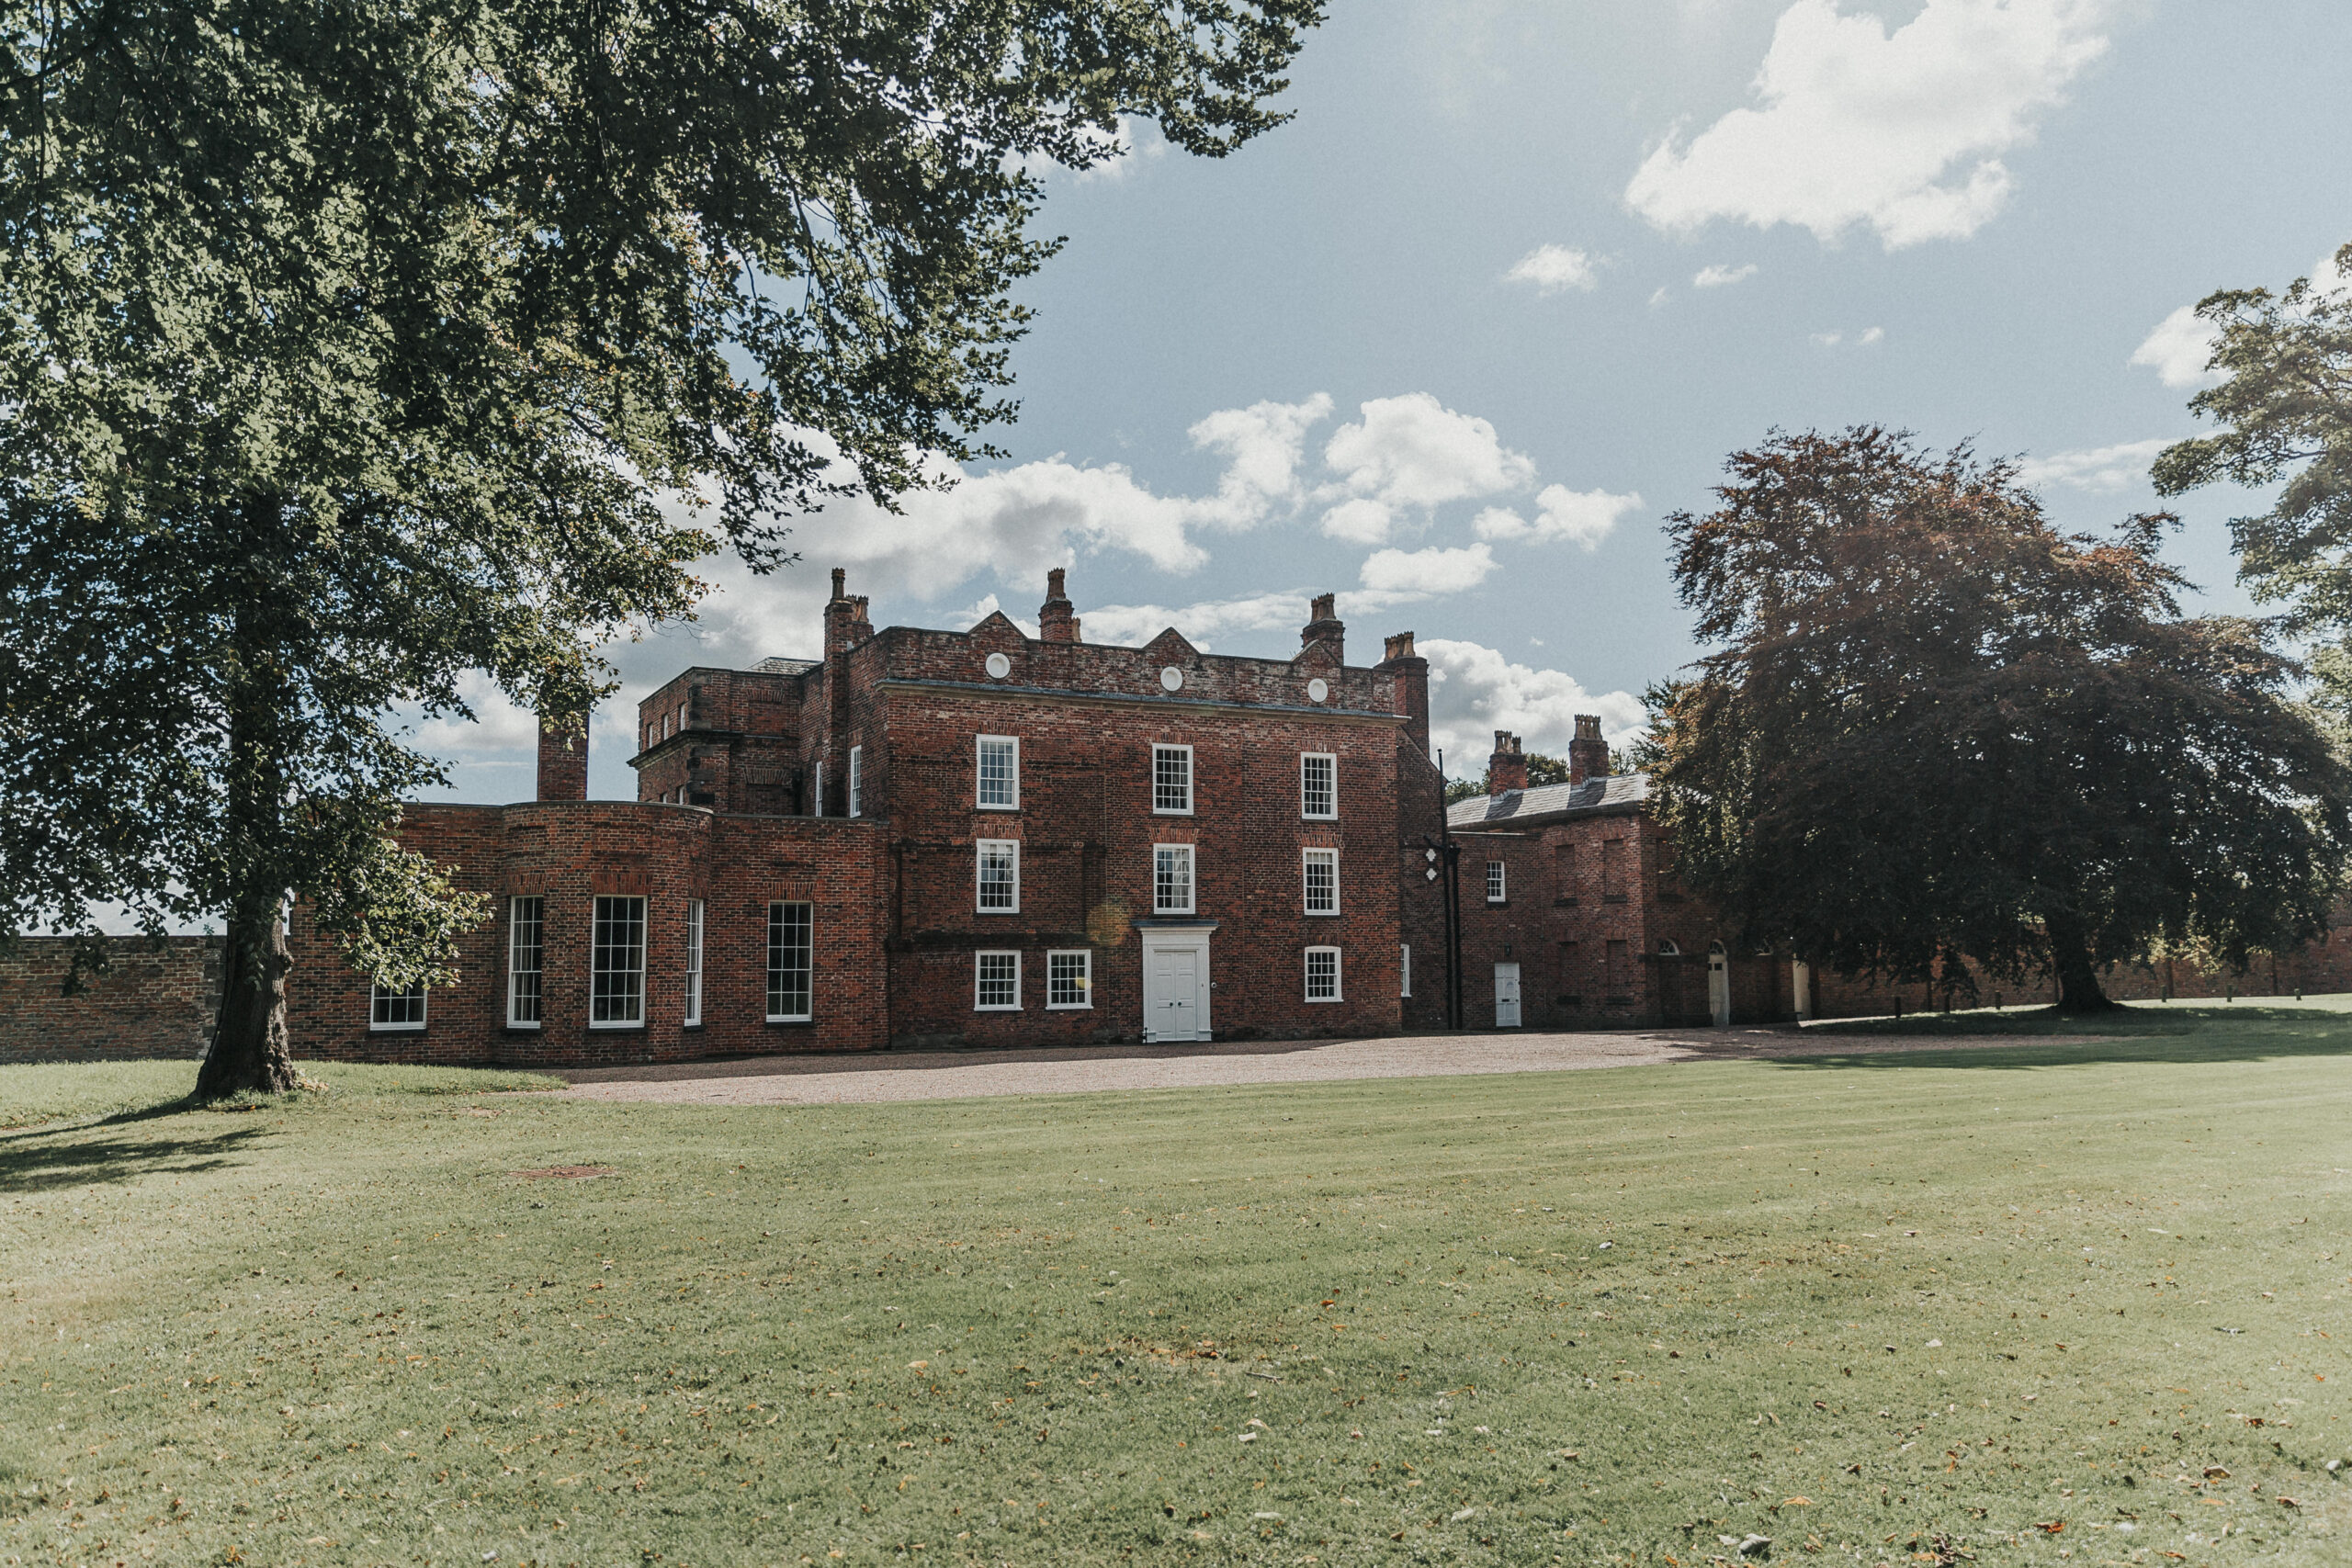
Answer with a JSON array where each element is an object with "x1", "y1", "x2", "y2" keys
[{"x1": 546, "y1": 1025, "x2": 2103, "y2": 1107}]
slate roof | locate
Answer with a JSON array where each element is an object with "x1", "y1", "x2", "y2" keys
[
  {"x1": 1445, "y1": 772, "x2": 1652, "y2": 830},
  {"x1": 753, "y1": 656, "x2": 821, "y2": 675}
]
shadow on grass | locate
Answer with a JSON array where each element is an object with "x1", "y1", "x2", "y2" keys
[
  {"x1": 0, "y1": 1107, "x2": 273, "y2": 1193},
  {"x1": 1771, "y1": 1006, "x2": 2352, "y2": 1071}
]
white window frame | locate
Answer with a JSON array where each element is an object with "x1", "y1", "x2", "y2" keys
[
  {"x1": 369, "y1": 979, "x2": 426, "y2": 1032},
  {"x1": 1152, "y1": 842, "x2": 1195, "y2": 915},
  {"x1": 1303, "y1": 847, "x2": 1340, "y2": 916},
  {"x1": 1046, "y1": 949, "x2": 1092, "y2": 1010},
  {"x1": 1152, "y1": 743, "x2": 1194, "y2": 816},
  {"x1": 1400, "y1": 943, "x2": 1411, "y2": 998},
  {"x1": 662, "y1": 712, "x2": 673, "y2": 739},
  {"x1": 683, "y1": 899, "x2": 705, "y2": 1026},
  {"x1": 589, "y1": 895, "x2": 648, "y2": 1028},
  {"x1": 977, "y1": 735, "x2": 1021, "y2": 811},
  {"x1": 506, "y1": 895, "x2": 543, "y2": 1029},
  {"x1": 975, "y1": 951, "x2": 1023, "y2": 1011},
  {"x1": 811, "y1": 757, "x2": 824, "y2": 817},
  {"x1": 1304, "y1": 946, "x2": 1342, "y2": 1003},
  {"x1": 675, "y1": 700, "x2": 687, "y2": 732},
  {"x1": 847, "y1": 745, "x2": 863, "y2": 818},
  {"x1": 766, "y1": 900, "x2": 814, "y2": 1022},
  {"x1": 1300, "y1": 752, "x2": 1338, "y2": 820},
  {"x1": 1486, "y1": 861, "x2": 1507, "y2": 904},
  {"x1": 977, "y1": 839, "x2": 1021, "y2": 913}
]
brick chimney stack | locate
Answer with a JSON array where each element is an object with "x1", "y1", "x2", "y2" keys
[
  {"x1": 1375, "y1": 631, "x2": 1429, "y2": 755},
  {"x1": 1567, "y1": 714, "x2": 1609, "y2": 784},
  {"x1": 537, "y1": 711, "x2": 588, "y2": 801},
  {"x1": 823, "y1": 567, "x2": 871, "y2": 656},
  {"x1": 1487, "y1": 730, "x2": 1527, "y2": 796},
  {"x1": 1039, "y1": 567, "x2": 1080, "y2": 643},
  {"x1": 1300, "y1": 592, "x2": 1345, "y2": 664}
]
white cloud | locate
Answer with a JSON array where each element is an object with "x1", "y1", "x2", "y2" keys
[
  {"x1": 1858, "y1": 325, "x2": 1885, "y2": 344},
  {"x1": 1319, "y1": 497, "x2": 1396, "y2": 545},
  {"x1": 1692, "y1": 262, "x2": 1758, "y2": 288},
  {"x1": 1811, "y1": 330, "x2": 1843, "y2": 346},
  {"x1": 1473, "y1": 484, "x2": 1643, "y2": 549},
  {"x1": 2129, "y1": 304, "x2": 2221, "y2": 389},
  {"x1": 1080, "y1": 584, "x2": 1435, "y2": 653},
  {"x1": 1007, "y1": 116, "x2": 1169, "y2": 186},
  {"x1": 2013, "y1": 437, "x2": 2170, "y2": 493},
  {"x1": 1648, "y1": 286, "x2": 1672, "y2": 308},
  {"x1": 1419, "y1": 638, "x2": 1648, "y2": 765},
  {"x1": 1187, "y1": 393, "x2": 1334, "y2": 527},
  {"x1": 1360, "y1": 543, "x2": 1498, "y2": 595},
  {"x1": 1624, "y1": 0, "x2": 2117, "y2": 249},
  {"x1": 1318, "y1": 393, "x2": 1537, "y2": 543},
  {"x1": 1505, "y1": 243, "x2": 1601, "y2": 295}
]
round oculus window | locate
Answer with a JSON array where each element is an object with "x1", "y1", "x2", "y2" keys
[
  {"x1": 1306, "y1": 677, "x2": 1329, "y2": 704},
  {"x1": 1159, "y1": 665, "x2": 1185, "y2": 693},
  {"x1": 984, "y1": 651, "x2": 1012, "y2": 680}
]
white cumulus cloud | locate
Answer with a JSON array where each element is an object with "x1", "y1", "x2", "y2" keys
[
  {"x1": 2013, "y1": 437, "x2": 2170, "y2": 493},
  {"x1": 1693, "y1": 262, "x2": 1758, "y2": 288},
  {"x1": 1318, "y1": 393, "x2": 1537, "y2": 543},
  {"x1": 1360, "y1": 544, "x2": 1498, "y2": 595},
  {"x1": 1419, "y1": 638, "x2": 1648, "y2": 766},
  {"x1": 1624, "y1": 0, "x2": 2117, "y2": 250},
  {"x1": 2129, "y1": 304, "x2": 2221, "y2": 389},
  {"x1": 1505, "y1": 243, "x2": 1601, "y2": 295},
  {"x1": 1472, "y1": 484, "x2": 1643, "y2": 549},
  {"x1": 1186, "y1": 393, "x2": 1335, "y2": 527}
]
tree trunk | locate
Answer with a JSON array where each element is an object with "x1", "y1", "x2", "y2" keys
[
  {"x1": 190, "y1": 537, "x2": 308, "y2": 1101},
  {"x1": 193, "y1": 895, "x2": 303, "y2": 1100},
  {"x1": 2044, "y1": 911, "x2": 2123, "y2": 1015}
]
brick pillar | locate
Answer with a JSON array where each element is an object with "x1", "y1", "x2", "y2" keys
[
  {"x1": 1377, "y1": 631, "x2": 1429, "y2": 756},
  {"x1": 1487, "y1": 730, "x2": 1527, "y2": 795},
  {"x1": 1568, "y1": 714, "x2": 1609, "y2": 784},
  {"x1": 537, "y1": 711, "x2": 588, "y2": 801},
  {"x1": 1039, "y1": 567, "x2": 1080, "y2": 643},
  {"x1": 1300, "y1": 592, "x2": 1345, "y2": 665}
]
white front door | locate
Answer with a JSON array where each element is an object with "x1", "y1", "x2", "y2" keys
[
  {"x1": 1493, "y1": 962, "x2": 1521, "y2": 1028},
  {"x1": 1708, "y1": 945, "x2": 1731, "y2": 1027},
  {"x1": 1145, "y1": 938, "x2": 1211, "y2": 1042}
]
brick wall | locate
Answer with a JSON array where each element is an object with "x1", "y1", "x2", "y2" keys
[{"x1": 0, "y1": 936, "x2": 223, "y2": 1063}]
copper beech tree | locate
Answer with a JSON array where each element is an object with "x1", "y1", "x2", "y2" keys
[
  {"x1": 1646, "y1": 428, "x2": 2352, "y2": 1013},
  {"x1": 0, "y1": 0, "x2": 1324, "y2": 1098}
]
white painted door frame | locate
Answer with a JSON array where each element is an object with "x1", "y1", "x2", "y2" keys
[
  {"x1": 1493, "y1": 962, "x2": 1521, "y2": 1029},
  {"x1": 1142, "y1": 930, "x2": 1213, "y2": 1043}
]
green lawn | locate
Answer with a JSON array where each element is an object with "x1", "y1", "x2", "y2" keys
[{"x1": 4, "y1": 1015, "x2": 2349, "y2": 1568}]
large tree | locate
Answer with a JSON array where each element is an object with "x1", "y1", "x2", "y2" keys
[
  {"x1": 2154, "y1": 243, "x2": 2352, "y2": 690},
  {"x1": 1648, "y1": 428, "x2": 2352, "y2": 1013},
  {"x1": 0, "y1": 0, "x2": 1324, "y2": 1098}
]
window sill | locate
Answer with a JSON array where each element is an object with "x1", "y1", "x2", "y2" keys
[
  {"x1": 974, "y1": 1007, "x2": 1023, "y2": 1014},
  {"x1": 1602, "y1": 894, "x2": 1629, "y2": 904},
  {"x1": 1151, "y1": 809, "x2": 1195, "y2": 818},
  {"x1": 765, "y1": 1016, "x2": 813, "y2": 1026},
  {"x1": 587, "y1": 1022, "x2": 646, "y2": 1032},
  {"x1": 1554, "y1": 897, "x2": 1578, "y2": 908},
  {"x1": 976, "y1": 908, "x2": 1022, "y2": 916},
  {"x1": 1305, "y1": 909, "x2": 1340, "y2": 918},
  {"x1": 977, "y1": 803, "x2": 1020, "y2": 812},
  {"x1": 1045, "y1": 1003, "x2": 1094, "y2": 1011},
  {"x1": 502, "y1": 1023, "x2": 543, "y2": 1034},
  {"x1": 368, "y1": 1024, "x2": 426, "y2": 1033},
  {"x1": 1485, "y1": 900, "x2": 1509, "y2": 908},
  {"x1": 1304, "y1": 996, "x2": 1344, "y2": 1004}
]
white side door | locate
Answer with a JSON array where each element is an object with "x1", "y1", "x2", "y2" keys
[
  {"x1": 1145, "y1": 939, "x2": 1210, "y2": 1042},
  {"x1": 1493, "y1": 962, "x2": 1521, "y2": 1028},
  {"x1": 1708, "y1": 944, "x2": 1731, "y2": 1027}
]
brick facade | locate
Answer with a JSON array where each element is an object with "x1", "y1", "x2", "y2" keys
[
  {"x1": 265, "y1": 572, "x2": 1450, "y2": 1062},
  {"x1": 0, "y1": 936, "x2": 223, "y2": 1063}
]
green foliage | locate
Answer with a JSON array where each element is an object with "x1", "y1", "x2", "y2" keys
[
  {"x1": 0, "y1": 1, "x2": 1322, "y2": 1047},
  {"x1": 6, "y1": 1038, "x2": 2351, "y2": 1562},
  {"x1": 2154, "y1": 243, "x2": 2352, "y2": 643},
  {"x1": 1652, "y1": 427, "x2": 2352, "y2": 1009}
]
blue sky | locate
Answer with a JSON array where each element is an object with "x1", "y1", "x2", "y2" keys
[{"x1": 419, "y1": 0, "x2": 2352, "y2": 800}]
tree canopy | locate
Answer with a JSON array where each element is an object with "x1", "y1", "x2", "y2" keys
[
  {"x1": 2154, "y1": 243, "x2": 2352, "y2": 688},
  {"x1": 1647, "y1": 428, "x2": 2352, "y2": 1012},
  {"x1": 0, "y1": 0, "x2": 1324, "y2": 1094}
]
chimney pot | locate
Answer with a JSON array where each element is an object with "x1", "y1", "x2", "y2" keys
[
  {"x1": 830, "y1": 567, "x2": 846, "y2": 601},
  {"x1": 1300, "y1": 592, "x2": 1346, "y2": 664},
  {"x1": 1487, "y1": 730, "x2": 1528, "y2": 796},
  {"x1": 537, "y1": 710, "x2": 589, "y2": 801},
  {"x1": 1568, "y1": 713, "x2": 1609, "y2": 784},
  {"x1": 1039, "y1": 567, "x2": 1080, "y2": 643}
]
